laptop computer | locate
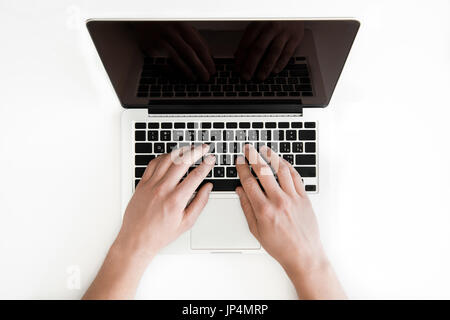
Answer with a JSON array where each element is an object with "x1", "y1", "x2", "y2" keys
[{"x1": 86, "y1": 19, "x2": 359, "y2": 253}]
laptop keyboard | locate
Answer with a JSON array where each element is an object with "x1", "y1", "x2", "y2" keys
[
  {"x1": 134, "y1": 121, "x2": 317, "y2": 192},
  {"x1": 136, "y1": 57, "x2": 313, "y2": 99}
]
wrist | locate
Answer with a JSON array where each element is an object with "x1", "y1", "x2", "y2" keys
[
  {"x1": 109, "y1": 236, "x2": 156, "y2": 272},
  {"x1": 281, "y1": 247, "x2": 330, "y2": 281}
]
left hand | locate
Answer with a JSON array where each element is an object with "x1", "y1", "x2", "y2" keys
[{"x1": 114, "y1": 144, "x2": 215, "y2": 261}]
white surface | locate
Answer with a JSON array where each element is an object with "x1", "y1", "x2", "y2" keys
[{"x1": 0, "y1": 0, "x2": 449, "y2": 299}]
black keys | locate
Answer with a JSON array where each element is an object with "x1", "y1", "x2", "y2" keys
[
  {"x1": 210, "y1": 130, "x2": 222, "y2": 141},
  {"x1": 187, "y1": 122, "x2": 198, "y2": 129},
  {"x1": 280, "y1": 142, "x2": 291, "y2": 153},
  {"x1": 161, "y1": 122, "x2": 172, "y2": 129},
  {"x1": 252, "y1": 122, "x2": 263, "y2": 128},
  {"x1": 173, "y1": 130, "x2": 184, "y2": 141},
  {"x1": 174, "y1": 122, "x2": 186, "y2": 129},
  {"x1": 154, "y1": 143, "x2": 165, "y2": 153},
  {"x1": 160, "y1": 130, "x2": 171, "y2": 141},
  {"x1": 201, "y1": 122, "x2": 212, "y2": 129},
  {"x1": 135, "y1": 179, "x2": 140, "y2": 187},
  {"x1": 229, "y1": 142, "x2": 240, "y2": 153},
  {"x1": 291, "y1": 122, "x2": 303, "y2": 128},
  {"x1": 260, "y1": 130, "x2": 271, "y2": 141},
  {"x1": 278, "y1": 122, "x2": 289, "y2": 128},
  {"x1": 248, "y1": 130, "x2": 259, "y2": 141},
  {"x1": 135, "y1": 131, "x2": 146, "y2": 141},
  {"x1": 148, "y1": 123, "x2": 159, "y2": 129},
  {"x1": 135, "y1": 167, "x2": 146, "y2": 178},
  {"x1": 226, "y1": 122, "x2": 238, "y2": 129},
  {"x1": 220, "y1": 155, "x2": 232, "y2": 165},
  {"x1": 198, "y1": 130, "x2": 209, "y2": 141},
  {"x1": 135, "y1": 155, "x2": 155, "y2": 166},
  {"x1": 226, "y1": 167, "x2": 237, "y2": 177},
  {"x1": 214, "y1": 167, "x2": 225, "y2": 178},
  {"x1": 216, "y1": 142, "x2": 227, "y2": 153},
  {"x1": 213, "y1": 122, "x2": 225, "y2": 129},
  {"x1": 293, "y1": 142, "x2": 303, "y2": 153},
  {"x1": 135, "y1": 143, "x2": 152, "y2": 153},
  {"x1": 235, "y1": 130, "x2": 247, "y2": 141},
  {"x1": 239, "y1": 122, "x2": 251, "y2": 128},
  {"x1": 273, "y1": 130, "x2": 285, "y2": 141},
  {"x1": 305, "y1": 142, "x2": 316, "y2": 153},
  {"x1": 298, "y1": 130, "x2": 316, "y2": 141},
  {"x1": 305, "y1": 122, "x2": 316, "y2": 128},
  {"x1": 305, "y1": 185, "x2": 317, "y2": 192},
  {"x1": 296, "y1": 155, "x2": 316, "y2": 165},
  {"x1": 294, "y1": 166, "x2": 316, "y2": 177},
  {"x1": 148, "y1": 130, "x2": 158, "y2": 141},
  {"x1": 186, "y1": 130, "x2": 196, "y2": 141},
  {"x1": 286, "y1": 130, "x2": 297, "y2": 140},
  {"x1": 135, "y1": 122, "x2": 146, "y2": 129},
  {"x1": 265, "y1": 122, "x2": 276, "y2": 128},
  {"x1": 223, "y1": 130, "x2": 234, "y2": 141},
  {"x1": 199, "y1": 179, "x2": 241, "y2": 191}
]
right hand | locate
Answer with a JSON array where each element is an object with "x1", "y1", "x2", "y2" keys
[{"x1": 235, "y1": 144, "x2": 328, "y2": 274}]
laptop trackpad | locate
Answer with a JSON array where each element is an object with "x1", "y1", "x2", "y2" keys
[{"x1": 190, "y1": 197, "x2": 260, "y2": 250}]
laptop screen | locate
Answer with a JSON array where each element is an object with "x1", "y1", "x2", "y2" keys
[{"x1": 87, "y1": 20, "x2": 359, "y2": 110}]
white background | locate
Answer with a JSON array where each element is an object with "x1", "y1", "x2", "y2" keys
[{"x1": 0, "y1": 0, "x2": 449, "y2": 299}]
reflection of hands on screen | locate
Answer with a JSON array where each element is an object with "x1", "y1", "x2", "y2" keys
[
  {"x1": 132, "y1": 22, "x2": 216, "y2": 81},
  {"x1": 234, "y1": 21, "x2": 305, "y2": 81}
]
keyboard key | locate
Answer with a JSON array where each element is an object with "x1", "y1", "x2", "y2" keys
[
  {"x1": 238, "y1": 92, "x2": 250, "y2": 96},
  {"x1": 305, "y1": 122, "x2": 316, "y2": 128},
  {"x1": 161, "y1": 123, "x2": 172, "y2": 129},
  {"x1": 198, "y1": 130, "x2": 209, "y2": 141},
  {"x1": 286, "y1": 130, "x2": 297, "y2": 140},
  {"x1": 186, "y1": 130, "x2": 196, "y2": 141},
  {"x1": 135, "y1": 131, "x2": 146, "y2": 141},
  {"x1": 226, "y1": 122, "x2": 238, "y2": 129},
  {"x1": 160, "y1": 130, "x2": 171, "y2": 141},
  {"x1": 280, "y1": 142, "x2": 291, "y2": 153},
  {"x1": 263, "y1": 92, "x2": 275, "y2": 96},
  {"x1": 135, "y1": 179, "x2": 140, "y2": 187},
  {"x1": 305, "y1": 142, "x2": 316, "y2": 153},
  {"x1": 201, "y1": 122, "x2": 212, "y2": 129},
  {"x1": 213, "y1": 122, "x2": 225, "y2": 129},
  {"x1": 266, "y1": 142, "x2": 279, "y2": 152},
  {"x1": 173, "y1": 130, "x2": 184, "y2": 141},
  {"x1": 299, "y1": 130, "x2": 316, "y2": 141},
  {"x1": 252, "y1": 122, "x2": 263, "y2": 128},
  {"x1": 229, "y1": 142, "x2": 240, "y2": 153},
  {"x1": 135, "y1": 143, "x2": 152, "y2": 153},
  {"x1": 273, "y1": 130, "x2": 285, "y2": 141},
  {"x1": 226, "y1": 167, "x2": 237, "y2": 177},
  {"x1": 135, "y1": 122, "x2": 146, "y2": 129},
  {"x1": 265, "y1": 122, "x2": 276, "y2": 128},
  {"x1": 187, "y1": 122, "x2": 198, "y2": 129},
  {"x1": 239, "y1": 122, "x2": 251, "y2": 128},
  {"x1": 167, "y1": 143, "x2": 178, "y2": 152},
  {"x1": 283, "y1": 154, "x2": 294, "y2": 165},
  {"x1": 294, "y1": 166, "x2": 316, "y2": 177},
  {"x1": 226, "y1": 92, "x2": 237, "y2": 96},
  {"x1": 305, "y1": 185, "x2": 317, "y2": 192},
  {"x1": 135, "y1": 167, "x2": 146, "y2": 178},
  {"x1": 135, "y1": 155, "x2": 155, "y2": 166},
  {"x1": 223, "y1": 130, "x2": 234, "y2": 141},
  {"x1": 174, "y1": 122, "x2": 186, "y2": 129},
  {"x1": 220, "y1": 155, "x2": 232, "y2": 165},
  {"x1": 278, "y1": 122, "x2": 289, "y2": 128},
  {"x1": 147, "y1": 130, "x2": 158, "y2": 141},
  {"x1": 291, "y1": 122, "x2": 303, "y2": 128},
  {"x1": 148, "y1": 123, "x2": 159, "y2": 129},
  {"x1": 248, "y1": 130, "x2": 259, "y2": 141},
  {"x1": 210, "y1": 130, "x2": 222, "y2": 141},
  {"x1": 199, "y1": 179, "x2": 241, "y2": 191},
  {"x1": 216, "y1": 142, "x2": 227, "y2": 153},
  {"x1": 154, "y1": 143, "x2": 165, "y2": 153},
  {"x1": 293, "y1": 142, "x2": 303, "y2": 153},
  {"x1": 295, "y1": 155, "x2": 316, "y2": 165},
  {"x1": 214, "y1": 167, "x2": 225, "y2": 178},
  {"x1": 235, "y1": 130, "x2": 247, "y2": 141}
]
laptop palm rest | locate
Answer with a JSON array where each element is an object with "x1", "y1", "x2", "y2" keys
[{"x1": 190, "y1": 197, "x2": 260, "y2": 250}]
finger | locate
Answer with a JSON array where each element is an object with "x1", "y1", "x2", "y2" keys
[
  {"x1": 149, "y1": 145, "x2": 191, "y2": 183},
  {"x1": 243, "y1": 144, "x2": 281, "y2": 197},
  {"x1": 160, "y1": 144, "x2": 210, "y2": 188},
  {"x1": 288, "y1": 164, "x2": 307, "y2": 197},
  {"x1": 259, "y1": 145, "x2": 296, "y2": 194},
  {"x1": 236, "y1": 186, "x2": 259, "y2": 237},
  {"x1": 235, "y1": 155, "x2": 266, "y2": 211},
  {"x1": 176, "y1": 154, "x2": 216, "y2": 203},
  {"x1": 180, "y1": 24, "x2": 216, "y2": 75},
  {"x1": 182, "y1": 182, "x2": 213, "y2": 231},
  {"x1": 234, "y1": 22, "x2": 264, "y2": 71},
  {"x1": 140, "y1": 155, "x2": 162, "y2": 183},
  {"x1": 273, "y1": 38, "x2": 299, "y2": 73},
  {"x1": 168, "y1": 32, "x2": 210, "y2": 81},
  {"x1": 256, "y1": 35, "x2": 287, "y2": 80},
  {"x1": 240, "y1": 26, "x2": 278, "y2": 80}
]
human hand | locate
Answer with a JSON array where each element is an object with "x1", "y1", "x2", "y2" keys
[
  {"x1": 132, "y1": 22, "x2": 216, "y2": 81},
  {"x1": 234, "y1": 21, "x2": 305, "y2": 81},
  {"x1": 115, "y1": 144, "x2": 215, "y2": 262},
  {"x1": 235, "y1": 144, "x2": 326, "y2": 274}
]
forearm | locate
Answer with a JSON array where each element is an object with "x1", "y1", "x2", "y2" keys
[
  {"x1": 284, "y1": 257, "x2": 347, "y2": 300},
  {"x1": 82, "y1": 240, "x2": 153, "y2": 300}
]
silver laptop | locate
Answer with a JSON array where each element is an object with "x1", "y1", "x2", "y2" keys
[{"x1": 86, "y1": 19, "x2": 359, "y2": 253}]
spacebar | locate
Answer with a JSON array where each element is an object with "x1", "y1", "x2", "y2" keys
[{"x1": 200, "y1": 179, "x2": 241, "y2": 191}]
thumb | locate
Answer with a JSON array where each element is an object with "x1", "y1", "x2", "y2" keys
[
  {"x1": 182, "y1": 182, "x2": 213, "y2": 231},
  {"x1": 236, "y1": 186, "x2": 259, "y2": 237}
]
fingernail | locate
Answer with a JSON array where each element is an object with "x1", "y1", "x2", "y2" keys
[{"x1": 236, "y1": 155, "x2": 246, "y2": 165}]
